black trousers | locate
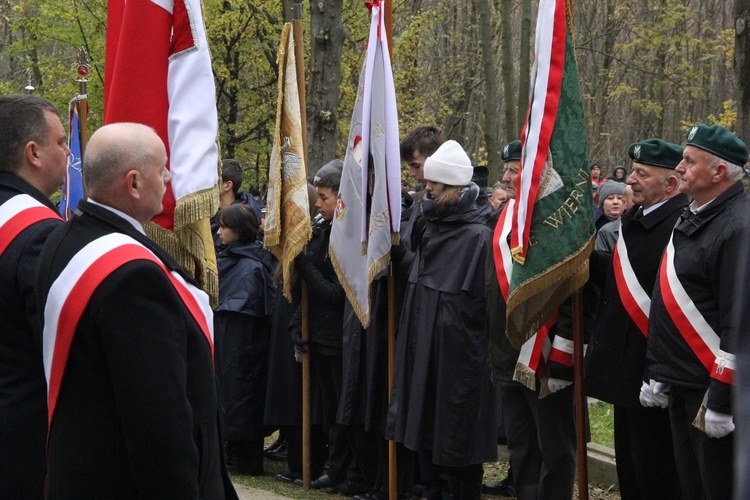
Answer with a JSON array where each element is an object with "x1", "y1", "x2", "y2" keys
[
  {"x1": 668, "y1": 385, "x2": 733, "y2": 500},
  {"x1": 311, "y1": 347, "x2": 352, "y2": 482},
  {"x1": 502, "y1": 383, "x2": 576, "y2": 500},
  {"x1": 613, "y1": 404, "x2": 681, "y2": 499}
]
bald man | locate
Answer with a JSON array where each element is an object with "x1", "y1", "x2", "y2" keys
[{"x1": 36, "y1": 123, "x2": 237, "y2": 499}]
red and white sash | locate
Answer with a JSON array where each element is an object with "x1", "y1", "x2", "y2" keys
[
  {"x1": 494, "y1": 199, "x2": 555, "y2": 388},
  {"x1": 493, "y1": 200, "x2": 515, "y2": 300},
  {"x1": 659, "y1": 232, "x2": 733, "y2": 384},
  {"x1": 612, "y1": 219, "x2": 650, "y2": 336},
  {"x1": 0, "y1": 194, "x2": 62, "y2": 256},
  {"x1": 42, "y1": 233, "x2": 214, "y2": 429}
]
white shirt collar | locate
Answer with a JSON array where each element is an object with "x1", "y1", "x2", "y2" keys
[
  {"x1": 87, "y1": 198, "x2": 146, "y2": 235},
  {"x1": 641, "y1": 199, "x2": 668, "y2": 217}
]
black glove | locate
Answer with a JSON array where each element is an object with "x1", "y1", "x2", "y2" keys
[{"x1": 290, "y1": 323, "x2": 309, "y2": 354}]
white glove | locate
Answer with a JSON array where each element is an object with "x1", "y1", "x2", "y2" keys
[
  {"x1": 651, "y1": 379, "x2": 669, "y2": 396},
  {"x1": 639, "y1": 381, "x2": 669, "y2": 408},
  {"x1": 704, "y1": 409, "x2": 734, "y2": 438},
  {"x1": 547, "y1": 378, "x2": 573, "y2": 394}
]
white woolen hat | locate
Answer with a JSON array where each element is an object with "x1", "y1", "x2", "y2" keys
[{"x1": 423, "y1": 140, "x2": 473, "y2": 186}]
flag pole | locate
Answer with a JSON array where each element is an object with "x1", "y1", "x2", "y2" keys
[
  {"x1": 573, "y1": 290, "x2": 589, "y2": 500},
  {"x1": 382, "y1": 1, "x2": 398, "y2": 499},
  {"x1": 565, "y1": 1, "x2": 588, "y2": 497},
  {"x1": 75, "y1": 48, "x2": 90, "y2": 155},
  {"x1": 292, "y1": 3, "x2": 312, "y2": 490}
]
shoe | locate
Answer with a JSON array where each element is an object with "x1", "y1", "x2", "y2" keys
[
  {"x1": 265, "y1": 442, "x2": 288, "y2": 462},
  {"x1": 263, "y1": 438, "x2": 284, "y2": 455},
  {"x1": 275, "y1": 473, "x2": 299, "y2": 484},
  {"x1": 329, "y1": 479, "x2": 369, "y2": 496},
  {"x1": 353, "y1": 493, "x2": 375, "y2": 500},
  {"x1": 311, "y1": 474, "x2": 337, "y2": 489},
  {"x1": 481, "y1": 475, "x2": 515, "y2": 497}
]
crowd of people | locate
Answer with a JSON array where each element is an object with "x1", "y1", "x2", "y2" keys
[{"x1": 1, "y1": 91, "x2": 750, "y2": 500}]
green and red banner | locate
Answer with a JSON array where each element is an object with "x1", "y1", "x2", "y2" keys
[{"x1": 506, "y1": 0, "x2": 594, "y2": 348}]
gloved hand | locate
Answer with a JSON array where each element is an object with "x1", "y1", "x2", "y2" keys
[
  {"x1": 547, "y1": 378, "x2": 573, "y2": 394},
  {"x1": 650, "y1": 379, "x2": 669, "y2": 396},
  {"x1": 704, "y1": 409, "x2": 734, "y2": 438},
  {"x1": 290, "y1": 324, "x2": 309, "y2": 354},
  {"x1": 639, "y1": 380, "x2": 669, "y2": 408}
]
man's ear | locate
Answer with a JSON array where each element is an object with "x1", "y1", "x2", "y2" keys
[
  {"x1": 713, "y1": 162, "x2": 728, "y2": 183},
  {"x1": 24, "y1": 141, "x2": 41, "y2": 168},
  {"x1": 125, "y1": 169, "x2": 141, "y2": 198}
]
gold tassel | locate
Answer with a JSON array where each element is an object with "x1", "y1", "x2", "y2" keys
[
  {"x1": 692, "y1": 404, "x2": 708, "y2": 433},
  {"x1": 513, "y1": 363, "x2": 538, "y2": 391}
]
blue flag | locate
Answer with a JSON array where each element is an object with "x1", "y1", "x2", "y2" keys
[{"x1": 59, "y1": 100, "x2": 84, "y2": 219}]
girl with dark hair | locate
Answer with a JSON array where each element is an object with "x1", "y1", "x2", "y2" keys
[{"x1": 214, "y1": 203, "x2": 276, "y2": 475}]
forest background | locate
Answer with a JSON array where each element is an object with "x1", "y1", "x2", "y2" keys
[{"x1": 2, "y1": 0, "x2": 749, "y2": 188}]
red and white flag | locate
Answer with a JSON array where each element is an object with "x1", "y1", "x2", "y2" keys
[
  {"x1": 105, "y1": 0, "x2": 220, "y2": 303},
  {"x1": 329, "y1": 0, "x2": 401, "y2": 328}
]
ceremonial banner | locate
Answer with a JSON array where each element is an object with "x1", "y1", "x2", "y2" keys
[
  {"x1": 264, "y1": 23, "x2": 311, "y2": 301},
  {"x1": 104, "y1": 0, "x2": 219, "y2": 305},
  {"x1": 329, "y1": 0, "x2": 401, "y2": 329},
  {"x1": 59, "y1": 100, "x2": 84, "y2": 220},
  {"x1": 506, "y1": 0, "x2": 594, "y2": 348}
]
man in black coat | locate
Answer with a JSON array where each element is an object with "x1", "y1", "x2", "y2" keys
[
  {"x1": 0, "y1": 94, "x2": 68, "y2": 499},
  {"x1": 586, "y1": 138, "x2": 686, "y2": 499},
  {"x1": 36, "y1": 123, "x2": 237, "y2": 499},
  {"x1": 644, "y1": 124, "x2": 750, "y2": 499}
]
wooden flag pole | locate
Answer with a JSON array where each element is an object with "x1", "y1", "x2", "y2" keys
[
  {"x1": 573, "y1": 290, "x2": 589, "y2": 500},
  {"x1": 292, "y1": 2, "x2": 312, "y2": 489},
  {"x1": 566, "y1": 1, "x2": 588, "y2": 497},
  {"x1": 382, "y1": 1, "x2": 398, "y2": 499},
  {"x1": 75, "y1": 48, "x2": 90, "y2": 156}
]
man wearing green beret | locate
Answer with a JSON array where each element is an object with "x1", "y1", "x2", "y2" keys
[
  {"x1": 586, "y1": 138, "x2": 687, "y2": 499},
  {"x1": 644, "y1": 124, "x2": 750, "y2": 499}
]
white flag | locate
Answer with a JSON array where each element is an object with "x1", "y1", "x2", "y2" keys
[{"x1": 329, "y1": 1, "x2": 401, "y2": 329}]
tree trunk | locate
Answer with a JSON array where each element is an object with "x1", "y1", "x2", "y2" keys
[
  {"x1": 517, "y1": 0, "x2": 532, "y2": 136},
  {"x1": 306, "y1": 0, "x2": 345, "y2": 175},
  {"x1": 478, "y1": 0, "x2": 501, "y2": 184},
  {"x1": 736, "y1": 0, "x2": 750, "y2": 144},
  {"x1": 500, "y1": 0, "x2": 515, "y2": 145}
]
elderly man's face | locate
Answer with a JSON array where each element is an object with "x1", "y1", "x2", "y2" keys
[
  {"x1": 489, "y1": 186, "x2": 508, "y2": 209},
  {"x1": 675, "y1": 145, "x2": 719, "y2": 200},
  {"x1": 140, "y1": 141, "x2": 171, "y2": 220},
  {"x1": 501, "y1": 161, "x2": 520, "y2": 199}
]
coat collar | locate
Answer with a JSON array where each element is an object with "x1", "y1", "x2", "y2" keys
[
  {"x1": 75, "y1": 200, "x2": 197, "y2": 285},
  {"x1": 0, "y1": 171, "x2": 57, "y2": 211},
  {"x1": 676, "y1": 181, "x2": 745, "y2": 237},
  {"x1": 623, "y1": 192, "x2": 689, "y2": 231}
]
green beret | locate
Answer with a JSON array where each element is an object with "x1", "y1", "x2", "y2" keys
[
  {"x1": 686, "y1": 124, "x2": 749, "y2": 166},
  {"x1": 627, "y1": 138, "x2": 684, "y2": 170},
  {"x1": 501, "y1": 140, "x2": 522, "y2": 162}
]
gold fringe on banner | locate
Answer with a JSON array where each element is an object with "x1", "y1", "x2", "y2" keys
[
  {"x1": 172, "y1": 185, "x2": 220, "y2": 232},
  {"x1": 146, "y1": 214, "x2": 219, "y2": 309},
  {"x1": 506, "y1": 236, "x2": 594, "y2": 349}
]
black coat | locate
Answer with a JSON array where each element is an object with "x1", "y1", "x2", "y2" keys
[
  {"x1": 585, "y1": 194, "x2": 689, "y2": 407},
  {"x1": 294, "y1": 221, "x2": 345, "y2": 350},
  {"x1": 36, "y1": 201, "x2": 237, "y2": 499},
  {"x1": 387, "y1": 184, "x2": 497, "y2": 467},
  {"x1": 214, "y1": 241, "x2": 275, "y2": 441},
  {"x1": 646, "y1": 181, "x2": 750, "y2": 414},
  {"x1": 338, "y1": 193, "x2": 415, "y2": 431},
  {"x1": 0, "y1": 172, "x2": 61, "y2": 499}
]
